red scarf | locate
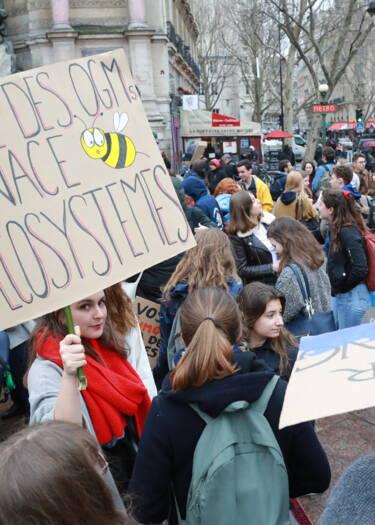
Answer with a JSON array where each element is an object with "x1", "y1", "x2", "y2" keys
[{"x1": 37, "y1": 330, "x2": 151, "y2": 445}]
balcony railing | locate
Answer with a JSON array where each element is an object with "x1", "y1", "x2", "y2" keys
[{"x1": 167, "y1": 21, "x2": 200, "y2": 79}]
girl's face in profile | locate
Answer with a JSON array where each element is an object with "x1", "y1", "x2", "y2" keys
[
  {"x1": 252, "y1": 299, "x2": 284, "y2": 340},
  {"x1": 70, "y1": 291, "x2": 107, "y2": 339}
]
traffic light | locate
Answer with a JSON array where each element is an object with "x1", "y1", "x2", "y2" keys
[
  {"x1": 356, "y1": 108, "x2": 363, "y2": 121},
  {"x1": 278, "y1": 114, "x2": 284, "y2": 128}
]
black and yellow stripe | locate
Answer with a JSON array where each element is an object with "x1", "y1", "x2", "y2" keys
[{"x1": 102, "y1": 132, "x2": 136, "y2": 169}]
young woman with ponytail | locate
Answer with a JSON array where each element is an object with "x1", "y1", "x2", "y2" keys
[
  {"x1": 129, "y1": 288, "x2": 331, "y2": 525},
  {"x1": 318, "y1": 189, "x2": 370, "y2": 329},
  {"x1": 154, "y1": 228, "x2": 241, "y2": 389}
]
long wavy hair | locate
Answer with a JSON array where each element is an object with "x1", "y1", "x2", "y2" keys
[
  {"x1": 170, "y1": 288, "x2": 240, "y2": 390},
  {"x1": 30, "y1": 283, "x2": 136, "y2": 362},
  {"x1": 321, "y1": 190, "x2": 368, "y2": 252},
  {"x1": 267, "y1": 217, "x2": 324, "y2": 271},
  {"x1": 163, "y1": 229, "x2": 239, "y2": 298},
  {"x1": 238, "y1": 282, "x2": 296, "y2": 377},
  {"x1": 0, "y1": 421, "x2": 128, "y2": 525}
]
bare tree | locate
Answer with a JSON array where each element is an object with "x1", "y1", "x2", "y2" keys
[
  {"x1": 264, "y1": 0, "x2": 374, "y2": 158},
  {"x1": 224, "y1": 0, "x2": 280, "y2": 123},
  {"x1": 191, "y1": 0, "x2": 235, "y2": 111}
]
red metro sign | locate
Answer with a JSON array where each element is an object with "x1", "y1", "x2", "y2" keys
[
  {"x1": 312, "y1": 104, "x2": 337, "y2": 114},
  {"x1": 212, "y1": 113, "x2": 241, "y2": 127}
]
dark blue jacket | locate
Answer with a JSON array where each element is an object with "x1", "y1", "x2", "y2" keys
[
  {"x1": 270, "y1": 172, "x2": 287, "y2": 201},
  {"x1": 153, "y1": 278, "x2": 242, "y2": 388},
  {"x1": 130, "y1": 352, "x2": 331, "y2": 525},
  {"x1": 182, "y1": 175, "x2": 223, "y2": 228}
]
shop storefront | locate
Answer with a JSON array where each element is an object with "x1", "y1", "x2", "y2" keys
[{"x1": 180, "y1": 110, "x2": 263, "y2": 160}]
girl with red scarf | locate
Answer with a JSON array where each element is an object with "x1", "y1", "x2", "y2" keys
[{"x1": 28, "y1": 283, "x2": 154, "y2": 498}]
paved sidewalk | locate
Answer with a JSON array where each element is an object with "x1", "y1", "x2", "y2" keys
[{"x1": 301, "y1": 407, "x2": 375, "y2": 523}]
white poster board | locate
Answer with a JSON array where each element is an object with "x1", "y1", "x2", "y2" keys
[{"x1": 280, "y1": 324, "x2": 375, "y2": 428}]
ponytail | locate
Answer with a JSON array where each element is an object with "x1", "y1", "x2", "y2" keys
[{"x1": 170, "y1": 288, "x2": 241, "y2": 391}]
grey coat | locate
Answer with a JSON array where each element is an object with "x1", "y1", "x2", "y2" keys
[
  {"x1": 276, "y1": 264, "x2": 331, "y2": 323},
  {"x1": 28, "y1": 358, "x2": 125, "y2": 511}
]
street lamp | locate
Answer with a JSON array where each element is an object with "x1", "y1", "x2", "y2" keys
[{"x1": 318, "y1": 83, "x2": 329, "y2": 145}]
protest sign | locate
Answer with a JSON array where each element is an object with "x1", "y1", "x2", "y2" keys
[
  {"x1": 0, "y1": 49, "x2": 195, "y2": 330},
  {"x1": 279, "y1": 323, "x2": 375, "y2": 428},
  {"x1": 191, "y1": 141, "x2": 207, "y2": 162},
  {"x1": 135, "y1": 296, "x2": 160, "y2": 368}
]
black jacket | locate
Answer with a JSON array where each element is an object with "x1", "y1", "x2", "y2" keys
[
  {"x1": 129, "y1": 352, "x2": 331, "y2": 525},
  {"x1": 327, "y1": 225, "x2": 368, "y2": 295},
  {"x1": 250, "y1": 341, "x2": 298, "y2": 381},
  {"x1": 230, "y1": 230, "x2": 277, "y2": 285}
]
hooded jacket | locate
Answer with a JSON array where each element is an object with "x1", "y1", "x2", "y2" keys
[
  {"x1": 270, "y1": 171, "x2": 287, "y2": 201},
  {"x1": 273, "y1": 192, "x2": 318, "y2": 221},
  {"x1": 182, "y1": 175, "x2": 223, "y2": 228},
  {"x1": 130, "y1": 352, "x2": 331, "y2": 525},
  {"x1": 153, "y1": 278, "x2": 242, "y2": 388}
]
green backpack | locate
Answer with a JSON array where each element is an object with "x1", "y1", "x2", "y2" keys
[{"x1": 176, "y1": 376, "x2": 290, "y2": 525}]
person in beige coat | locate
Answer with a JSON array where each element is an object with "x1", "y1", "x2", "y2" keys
[{"x1": 273, "y1": 171, "x2": 318, "y2": 222}]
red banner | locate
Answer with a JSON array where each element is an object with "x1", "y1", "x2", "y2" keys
[
  {"x1": 312, "y1": 104, "x2": 337, "y2": 114},
  {"x1": 212, "y1": 113, "x2": 240, "y2": 127}
]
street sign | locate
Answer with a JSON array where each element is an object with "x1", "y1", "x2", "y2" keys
[
  {"x1": 356, "y1": 120, "x2": 365, "y2": 133},
  {"x1": 312, "y1": 104, "x2": 337, "y2": 113}
]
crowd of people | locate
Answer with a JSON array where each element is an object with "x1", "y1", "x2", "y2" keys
[{"x1": 0, "y1": 142, "x2": 374, "y2": 524}]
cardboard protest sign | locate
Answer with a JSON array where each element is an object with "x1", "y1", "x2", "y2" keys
[
  {"x1": 0, "y1": 49, "x2": 195, "y2": 330},
  {"x1": 135, "y1": 296, "x2": 160, "y2": 368},
  {"x1": 191, "y1": 141, "x2": 207, "y2": 162},
  {"x1": 279, "y1": 323, "x2": 375, "y2": 428}
]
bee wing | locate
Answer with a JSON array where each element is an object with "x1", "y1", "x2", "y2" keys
[
  {"x1": 117, "y1": 113, "x2": 129, "y2": 133},
  {"x1": 113, "y1": 112, "x2": 120, "y2": 132}
]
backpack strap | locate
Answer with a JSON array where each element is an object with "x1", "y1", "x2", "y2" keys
[
  {"x1": 287, "y1": 263, "x2": 314, "y2": 317},
  {"x1": 189, "y1": 403, "x2": 213, "y2": 424},
  {"x1": 166, "y1": 306, "x2": 183, "y2": 370},
  {"x1": 251, "y1": 375, "x2": 279, "y2": 415}
]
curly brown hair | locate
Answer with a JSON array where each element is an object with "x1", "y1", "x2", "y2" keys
[
  {"x1": 163, "y1": 229, "x2": 239, "y2": 298},
  {"x1": 30, "y1": 283, "x2": 136, "y2": 362}
]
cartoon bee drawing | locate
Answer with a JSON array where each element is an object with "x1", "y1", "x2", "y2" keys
[{"x1": 77, "y1": 112, "x2": 144, "y2": 169}]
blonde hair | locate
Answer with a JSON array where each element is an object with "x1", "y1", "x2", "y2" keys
[
  {"x1": 171, "y1": 288, "x2": 240, "y2": 390},
  {"x1": 164, "y1": 229, "x2": 239, "y2": 298},
  {"x1": 285, "y1": 171, "x2": 304, "y2": 193}
]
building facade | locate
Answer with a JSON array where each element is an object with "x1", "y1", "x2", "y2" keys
[{"x1": 2, "y1": 0, "x2": 200, "y2": 159}]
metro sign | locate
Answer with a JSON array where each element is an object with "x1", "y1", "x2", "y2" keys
[{"x1": 312, "y1": 104, "x2": 337, "y2": 113}]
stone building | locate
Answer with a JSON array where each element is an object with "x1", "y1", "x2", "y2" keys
[{"x1": 2, "y1": 0, "x2": 200, "y2": 160}]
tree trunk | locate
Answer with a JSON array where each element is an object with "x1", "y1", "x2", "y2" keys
[
  {"x1": 304, "y1": 112, "x2": 321, "y2": 161},
  {"x1": 283, "y1": 47, "x2": 295, "y2": 147}
]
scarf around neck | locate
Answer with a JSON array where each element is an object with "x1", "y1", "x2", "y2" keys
[{"x1": 37, "y1": 330, "x2": 151, "y2": 445}]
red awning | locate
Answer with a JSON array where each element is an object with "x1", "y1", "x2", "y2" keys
[
  {"x1": 327, "y1": 121, "x2": 356, "y2": 131},
  {"x1": 264, "y1": 130, "x2": 294, "y2": 139},
  {"x1": 327, "y1": 120, "x2": 375, "y2": 132}
]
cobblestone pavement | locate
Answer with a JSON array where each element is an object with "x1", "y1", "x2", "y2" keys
[
  {"x1": 301, "y1": 407, "x2": 375, "y2": 523},
  {"x1": 1, "y1": 404, "x2": 374, "y2": 524}
]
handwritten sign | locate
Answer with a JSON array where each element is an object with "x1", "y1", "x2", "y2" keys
[
  {"x1": 0, "y1": 49, "x2": 195, "y2": 330},
  {"x1": 135, "y1": 296, "x2": 160, "y2": 368},
  {"x1": 279, "y1": 323, "x2": 375, "y2": 428}
]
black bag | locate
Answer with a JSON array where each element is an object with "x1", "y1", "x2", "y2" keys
[{"x1": 285, "y1": 264, "x2": 336, "y2": 338}]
